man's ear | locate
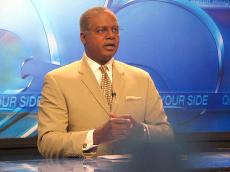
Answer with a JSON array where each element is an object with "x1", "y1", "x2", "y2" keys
[{"x1": 80, "y1": 32, "x2": 86, "y2": 44}]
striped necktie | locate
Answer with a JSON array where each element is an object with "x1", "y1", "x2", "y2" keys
[{"x1": 100, "y1": 65, "x2": 113, "y2": 111}]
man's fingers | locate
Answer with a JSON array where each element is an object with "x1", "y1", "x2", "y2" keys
[
  {"x1": 110, "y1": 118, "x2": 133, "y2": 129},
  {"x1": 110, "y1": 114, "x2": 136, "y2": 126},
  {"x1": 109, "y1": 112, "x2": 119, "y2": 118},
  {"x1": 110, "y1": 114, "x2": 132, "y2": 119},
  {"x1": 111, "y1": 123, "x2": 132, "y2": 130},
  {"x1": 111, "y1": 130, "x2": 130, "y2": 140},
  {"x1": 112, "y1": 129, "x2": 129, "y2": 135},
  {"x1": 110, "y1": 117, "x2": 131, "y2": 124}
]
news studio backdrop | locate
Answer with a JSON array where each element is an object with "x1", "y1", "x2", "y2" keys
[{"x1": 0, "y1": 0, "x2": 230, "y2": 139}]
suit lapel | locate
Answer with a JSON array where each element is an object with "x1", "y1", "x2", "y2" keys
[
  {"x1": 112, "y1": 61, "x2": 125, "y2": 113},
  {"x1": 78, "y1": 57, "x2": 110, "y2": 114}
]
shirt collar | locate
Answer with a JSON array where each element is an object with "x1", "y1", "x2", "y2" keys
[{"x1": 84, "y1": 53, "x2": 114, "y2": 72}]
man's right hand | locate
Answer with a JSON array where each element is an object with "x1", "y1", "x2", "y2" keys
[{"x1": 93, "y1": 116, "x2": 133, "y2": 145}]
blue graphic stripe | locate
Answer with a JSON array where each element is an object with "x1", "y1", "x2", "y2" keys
[{"x1": 30, "y1": 0, "x2": 61, "y2": 65}]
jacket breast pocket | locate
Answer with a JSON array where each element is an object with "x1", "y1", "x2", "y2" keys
[{"x1": 117, "y1": 96, "x2": 145, "y2": 121}]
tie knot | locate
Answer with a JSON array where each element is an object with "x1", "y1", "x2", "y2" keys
[{"x1": 100, "y1": 65, "x2": 108, "y2": 73}]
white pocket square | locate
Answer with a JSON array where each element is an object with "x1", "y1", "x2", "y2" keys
[{"x1": 125, "y1": 96, "x2": 142, "y2": 100}]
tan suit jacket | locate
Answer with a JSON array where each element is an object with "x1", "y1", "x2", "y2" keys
[{"x1": 37, "y1": 56, "x2": 173, "y2": 158}]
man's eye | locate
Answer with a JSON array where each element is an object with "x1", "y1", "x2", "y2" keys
[
  {"x1": 112, "y1": 28, "x2": 119, "y2": 33},
  {"x1": 96, "y1": 28, "x2": 106, "y2": 33},
  {"x1": 95, "y1": 27, "x2": 119, "y2": 34}
]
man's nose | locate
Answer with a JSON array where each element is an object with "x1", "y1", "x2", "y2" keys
[{"x1": 106, "y1": 29, "x2": 115, "y2": 39}]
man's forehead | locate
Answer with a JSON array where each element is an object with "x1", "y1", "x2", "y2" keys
[
  {"x1": 90, "y1": 23, "x2": 119, "y2": 30},
  {"x1": 88, "y1": 14, "x2": 118, "y2": 26}
]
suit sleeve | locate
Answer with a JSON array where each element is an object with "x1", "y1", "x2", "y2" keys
[
  {"x1": 144, "y1": 74, "x2": 174, "y2": 141},
  {"x1": 37, "y1": 73, "x2": 88, "y2": 158}
]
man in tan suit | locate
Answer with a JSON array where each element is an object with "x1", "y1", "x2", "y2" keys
[{"x1": 37, "y1": 7, "x2": 173, "y2": 158}]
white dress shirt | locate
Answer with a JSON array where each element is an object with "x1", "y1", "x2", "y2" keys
[{"x1": 83, "y1": 53, "x2": 114, "y2": 151}]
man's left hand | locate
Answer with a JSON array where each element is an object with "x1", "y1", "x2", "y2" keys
[{"x1": 110, "y1": 113, "x2": 146, "y2": 137}]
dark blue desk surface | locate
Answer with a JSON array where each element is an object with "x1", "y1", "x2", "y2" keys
[
  {"x1": 187, "y1": 152, "x2": 230, "y2": 171},
  {"x1": 0, "y1": 152, "x2": 230, "y2": 172}
]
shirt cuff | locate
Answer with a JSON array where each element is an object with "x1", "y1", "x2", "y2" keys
[{"x1": 82, "y1": 129, "x2": 98, "y2": 152}]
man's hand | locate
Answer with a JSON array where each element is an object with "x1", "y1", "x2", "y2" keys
[
  {"x1": 93, "y1": 114, "x2": 146, "y2": 145},
  {"x1": 114, "y1": 114, "x2": 146, "y2": 137},
  {"x1": 93, "y1": 114, "x2": 133, "y2": 145}
]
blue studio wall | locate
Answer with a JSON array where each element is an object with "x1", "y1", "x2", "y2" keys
[{"x1": 0, "y1": 0, "x2": 230, "y2": 138}]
